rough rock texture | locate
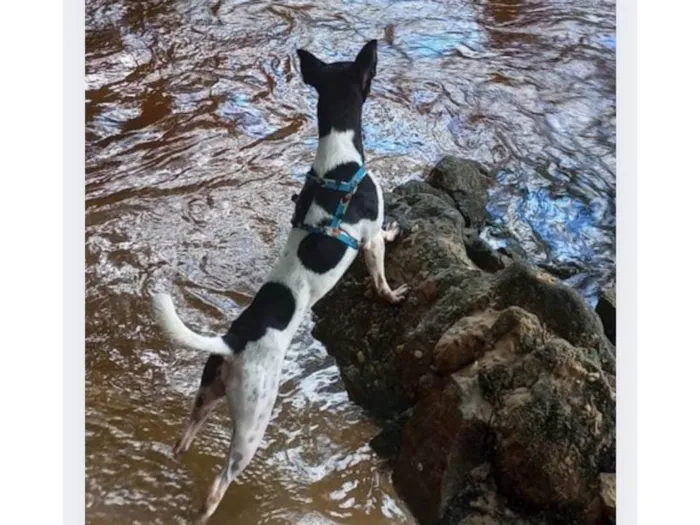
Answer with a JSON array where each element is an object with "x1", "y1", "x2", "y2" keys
[
  {"x1": 426, "y1": 156, "x2": 493, "y2": 230},
  {"x1": 595, "y1": 287, "x2": 616, "y2": 345},
  {"x1": 312, "y1": 157, "x2": 616, "y2": 525},
  {"x1": 598, "y1": 473, "x2": 615, "y2": 523}
]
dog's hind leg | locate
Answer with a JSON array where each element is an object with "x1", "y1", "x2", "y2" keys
[
  {"x1": 196, "y1": 361, "x2": 280, "y2": 524},
  {"x1": 363, "y1": 229, "x2": 409, "y2": 304},
  {"x1": 196, "y1": 435, "x2": 254, "y2": 525},
  {"x1": 173, "y1": 355, "x2": 227, "y2": 457}
]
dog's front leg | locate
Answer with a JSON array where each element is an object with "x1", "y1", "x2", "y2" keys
[{"x1": 362, "y1": 222, "x2": 409, "y2": 304}]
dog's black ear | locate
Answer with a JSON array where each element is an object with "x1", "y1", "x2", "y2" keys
[
  {"x1": 297, "y1": 49, "x2": 326, "y2": 88},
  {"x1": 353, "y1": 39, "x2": 378, "y2": 92}
]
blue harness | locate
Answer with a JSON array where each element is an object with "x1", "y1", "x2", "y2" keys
[{"x1": 294, "y1": 165, "x2": 367, "y2": 250}]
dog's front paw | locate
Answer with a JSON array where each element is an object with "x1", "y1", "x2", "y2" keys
[
  {"x1": 385, "y1": 283, "x2": 410, "y2": 304},
  {"x1": 382, "y1": 221, "x2": 401, "y2": 243}
]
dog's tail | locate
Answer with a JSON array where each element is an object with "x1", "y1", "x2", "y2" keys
[{"x1": 151, "y1": 293, "x2": 232, "y2": 356}]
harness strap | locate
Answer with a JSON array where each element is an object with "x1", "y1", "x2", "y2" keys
[{"x1": 294, "y1": 165, "x2": 367, "y2": 250}]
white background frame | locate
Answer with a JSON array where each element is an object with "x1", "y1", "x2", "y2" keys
[{"x1": 2, "y1": 0, "x2": 698, "y2": 523}]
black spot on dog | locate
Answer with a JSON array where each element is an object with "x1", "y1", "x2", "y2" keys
[
  {"x1": 222, "y1": 282, "x2": 296, "y2": 353},
  {"x1": 194, "y1": 395, "x2": 204, "y2": 409},
  {"x1": 200, "y1": 354, "x2": 224, "y2": 387},
  {"x1": 297, "y1": 233, "x2": 349, "y2": 274},
  {"x1": 228, "y1": 451, "x2": 244, "y2": 475}
]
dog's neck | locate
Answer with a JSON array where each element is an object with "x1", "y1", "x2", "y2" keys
[{"x1": 312, "y1": 128, "x2": 364, "y2": 177}]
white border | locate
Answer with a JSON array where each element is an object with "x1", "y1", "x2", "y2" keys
[
  {"x1": 65, "y1": 0, "x2": 86, "y2": 523},
  {"x1": 637, "y1": 2, "x2": 700, "y2": 524},
  {"x1": 16, "y1": 0, "x2": 695, "y2": 523},
  {"x1": 617, "y1": 0, "x2": 636, "y2": 524},
  {"x1": 1, "y1": 1, "x2": 68, "y2": 522}
]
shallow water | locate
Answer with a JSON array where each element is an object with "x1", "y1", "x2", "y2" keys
[{"x1": 85, "y1": 1, "x2": 615, "y2": 523}]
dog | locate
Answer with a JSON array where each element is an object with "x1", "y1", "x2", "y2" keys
[{"x1": 151, "y1": 39, "x2": 409, "y2": 524}]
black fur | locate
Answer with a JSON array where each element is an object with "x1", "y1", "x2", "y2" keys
[
  {"x1": 200, "y1": 354, "x2": 224, "y2": 387},
  {"x1": 222, "y1": 281, "x2": 296, "y2": 353},
  {"x1": 297, "y1": 234, "x2": 348, "y2": 274},
  {"x1": 313, "y1": 165, "x2": 379, "y2": 223},
  {"x1": 317, "y1": 88, "x2": 365, "y2": 157}
]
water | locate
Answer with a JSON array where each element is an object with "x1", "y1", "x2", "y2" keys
[{"x1": 85, "y1": 1, "x2": 615, "y2": 523}]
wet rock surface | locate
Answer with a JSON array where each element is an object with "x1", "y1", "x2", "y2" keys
[{"x1": 312, "y1": 157, "x2": 616, "y2": 525}]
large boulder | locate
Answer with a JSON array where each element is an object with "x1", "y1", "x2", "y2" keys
[{"x1": 311, "y1": 157, "x2": 616, "y2": 525}]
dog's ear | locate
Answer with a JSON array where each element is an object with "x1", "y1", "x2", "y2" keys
[
  {"x1": 353, "y1": 39, "x2": 378, "y2": 92},
  {"x1": 297, "y1": 49, "x2": 326, "y2": 88}
]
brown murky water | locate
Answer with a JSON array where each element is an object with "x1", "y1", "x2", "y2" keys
[{"x1": 85, "y1": 1, "x2": 615, "y2": 523}]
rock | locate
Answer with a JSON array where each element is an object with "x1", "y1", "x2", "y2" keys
[
  {"x1": 369, "y1": 410, "x2": 413, "y2": 460},
  {"x1": 427, "y1": 156, "x2": 492, "y2": 229},
  {"x1": 433, "y1": 310, "x2": 496, "y2": 374},
  {"x1": 599, "y1": 473, "x2": 615, "y2": 523},
  {"x1": 313, "y1": 176, "x2": 482, "y2": 417},
  {"x1": 537, "y1": 260, "x2": 587, "y2": 281},
  {"x1": 492, "y1": 264, "x2": 614, "y2": 369},
  {"x1": 394, "y1": 178, "x2": 456, "y2": 206},
  {"x1": 393, "y1": 377, "x2": 492, "y2": 524},
  {"x1": 464, "y1": 230, "x2": 508, "y2": 273},
  {"x1": 595, "y1": 287, "x2": 616, "y2": 345},
  {"x1": 311, "y1": 157, "x2": 616, "y2": 525},
  {"x1": 441, "y1": 464, "x2": 547, "y2": 525},
  {"x1": 394, "y1": 305, "x2": 614, "y2": 524}
]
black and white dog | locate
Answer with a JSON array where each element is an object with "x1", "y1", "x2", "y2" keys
[{"x1": 151, "y1": 39, "x2": 408, "y2": 523}]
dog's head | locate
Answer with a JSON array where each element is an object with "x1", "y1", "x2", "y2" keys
[{"x1": 296, "y1": 40, "x2": 378, "y2": 131}]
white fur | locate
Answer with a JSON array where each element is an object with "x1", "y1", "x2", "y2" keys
[
  {"x1": 151, "y1": 293, "x2": 232, "y2": 356},
  {"x1": 312, "y1": 129, "x2": 362, "y2": 174}
]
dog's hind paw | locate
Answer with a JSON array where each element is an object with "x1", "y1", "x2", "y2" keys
[{"x1": 172, "y1": 439, "x2": 188, "y2": 458}]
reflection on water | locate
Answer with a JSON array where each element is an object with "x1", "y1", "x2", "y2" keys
[{"x1": 85, "y1": 0, "x2": 615, "y2": 523}]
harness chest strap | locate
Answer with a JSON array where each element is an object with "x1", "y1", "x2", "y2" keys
[{"x1": 293, "y1": 165, "x2": 367, "y2": 249}]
